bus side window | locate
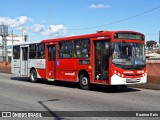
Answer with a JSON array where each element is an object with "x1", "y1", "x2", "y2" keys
[
  {"x1": 37, "y1": 44, "x2": 45, "y2": 59},
  {"x1": 58, "y1": 42, "x2": 63, "y2": 58},
  {"x1": 29, "y1": 44, "x2": 37, "y2": 59},
  {"x1": 74, "y1": 39, "x2": 90, "y2": 58},
  {"x1": 22, "y1": 47, "x2": 28, "y2": 60},
  {"x1": 58, "y1": 41, "x2": 73, "y2": 58},
  {"x1": 13, "y1": 46, "x2": 20, "y2": 59}
]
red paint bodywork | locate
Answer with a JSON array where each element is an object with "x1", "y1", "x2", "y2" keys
[{"x1": 34, "y1": 31, "x2": 146, "y2": 85}]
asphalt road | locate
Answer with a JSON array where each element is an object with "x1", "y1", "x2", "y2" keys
[{"x1": 0, "y1": 73, "x2": 160, "y2": 120}]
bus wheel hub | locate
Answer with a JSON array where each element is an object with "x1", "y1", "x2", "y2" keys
[{"x1": 82, "y1": 77, "x2": 88, "y2": 86}]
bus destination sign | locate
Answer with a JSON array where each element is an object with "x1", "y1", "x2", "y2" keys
[{"x1": 114, "y1": 33, "x2": 144, "y2": 40}]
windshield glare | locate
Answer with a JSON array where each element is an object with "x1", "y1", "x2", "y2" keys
[{"x1": 112, "y1": 42, "x2": 146, "y2": 66}]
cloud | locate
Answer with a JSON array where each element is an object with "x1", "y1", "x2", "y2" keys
[
  {"x1": 89, "y1": 4, "x2": 111, "y2": 9},
  {"x1": 0, "y1": 16, "x2": 67, "y2": 37},
  {"x1": 0, "y1": 16, "x2": 32, "y2": 28},
  {"x1": 27, "y1": 24, "x2": 45, "y2": 33},
  {"x1": 27, "y1": 24, "x2": 67, "y2": 37}
]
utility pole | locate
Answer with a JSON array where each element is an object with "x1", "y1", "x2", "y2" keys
[
  {"x1": 22, "y1": 29, "x2": 27, "y2": 42},
  {"x1": 12, "y1": 30, "x2": 13, "y2": 47},
  {"x1": 0, "y1": 24, "x2": 9, "y2": 61},
  {"x1": 159, "y1": 31, "x2": 160, "y2": 45}
]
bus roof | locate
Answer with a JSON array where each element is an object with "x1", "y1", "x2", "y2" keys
[
  {"x1": 13, "y1": 30, "x2": 144, "y2": 46},
  {"x1": 13, "y1": 40, "x2": 42, "y2": 46},
  {"x1": 42, "y1": 30, "x2": 144, "y2": 43}
]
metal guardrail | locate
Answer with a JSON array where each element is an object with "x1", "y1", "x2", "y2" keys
[{"x1": 0, "y1": 56, "x2": 11, "y2": 62}]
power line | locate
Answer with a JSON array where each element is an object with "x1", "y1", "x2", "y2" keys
[
  {"x1": 64, "y1": 5, "x2": 160, "y2": 30},
  {"x1": 2, "y1": 5, "x2": 160, "y2": 32},
  {"x1": 4, "y1": 5, "x2": 160, "y2": 38}
]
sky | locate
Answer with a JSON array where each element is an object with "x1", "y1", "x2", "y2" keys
[{"x1": 0, "y1": 0, "x2": 160, "y2": 42}]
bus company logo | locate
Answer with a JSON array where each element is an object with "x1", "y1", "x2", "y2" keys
[
  {"x1": 123, "y1": 71, "x2": 134, "y2": 74},
  {"x1": 65, "y1": 72, "x2": 75, "y2": 76},
  {"x1": 37, "y1": 60, "x2": 44, "y2": 66}
]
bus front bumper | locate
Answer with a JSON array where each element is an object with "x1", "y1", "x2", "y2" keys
[{"x1": 110, "y1": 74, "x2": 147, "y2": 85}]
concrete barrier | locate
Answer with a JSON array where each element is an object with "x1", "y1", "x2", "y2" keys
[
  {"x1": 146, "y1": 60, "x2": 160, "y2": 84},
  {"x1": 0, "y1": 61, "x2": 11, "y2": 73}
]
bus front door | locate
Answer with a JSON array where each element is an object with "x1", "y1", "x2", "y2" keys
[
  {"x1": 20, "y1": 46, "x2": 28, "y2": 76},
  {"x1": 94, "y1": 41, "x2": 110, "y2": 82},
  {"x1": 46, "y1": 45, "x2": 56, "y2": 80}
]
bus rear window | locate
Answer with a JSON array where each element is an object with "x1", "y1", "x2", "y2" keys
[{"x1": 13, "y1": 46, "x2": 20, "y2": 59}]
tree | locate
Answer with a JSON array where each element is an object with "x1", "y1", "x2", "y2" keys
[{"x1": 146, "y1": 40, "x2": 157, "y2": 47}]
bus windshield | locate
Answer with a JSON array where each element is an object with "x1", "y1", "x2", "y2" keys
[{"x1": 112, "y1": 42, "x2": 146, "y2": 69}]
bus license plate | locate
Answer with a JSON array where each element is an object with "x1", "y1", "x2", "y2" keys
[{"x1": 126, "y1": 78, "x2": 140, "y2": 83}]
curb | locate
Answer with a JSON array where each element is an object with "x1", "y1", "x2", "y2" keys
[
  {"x1": 0, "y1": 70, "x2": 11, "y2": 74},
  {"x1": 128, "y1": 83, "x2": 160, "y2": 90}
]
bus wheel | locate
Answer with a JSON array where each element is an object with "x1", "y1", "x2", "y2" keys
[
  {"x1": 79, "y1": 73, "x2": 90, "y2": 90},
  {"x1": 30, "y1": 69, "x2": 37, "y2": 83}
]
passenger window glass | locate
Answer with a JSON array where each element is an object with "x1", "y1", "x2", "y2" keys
[
  {"x1": 37, "y1": 44, "x2": 45, "y2": 59},
  {"x1": 48, "y1": 46, "x2": 56, "y2": 61},
  {"x1": 74, "y1": 39, "x2": 90, "y2": 58},
  {"x1": 58, "y1": 41, "x2": 73, "y2": 58},
  {"x1": 29, "y1": 44, "x2": 37, "y2": 59},
  {"x1": 13, "y1": 46, "x2": 20, "y2": 59}
]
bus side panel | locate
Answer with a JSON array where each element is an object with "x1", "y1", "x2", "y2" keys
[
  {"x1": 36, "y1": 69, "x2": 46, "y2": 79},
  {"x1": 56, "y1": 58, "x2": 92, "y2": 82},
  {"x1": 56, "y1": 59, "x2": 77, "y2": 81},
  {"x1": 28, "y1": 59, "x2": 46, "y2": 79},
  {"x1": 12, "y1": 59, "x2": 20, "y2": 75}
]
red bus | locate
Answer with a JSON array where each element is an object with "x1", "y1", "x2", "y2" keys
[{"x1": 12, "y1": 30, "x2": 147, "y2": 89}]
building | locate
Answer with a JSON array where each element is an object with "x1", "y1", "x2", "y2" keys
[{"x1": 0, "y1": 34, "x2": 22, "y2": 61}]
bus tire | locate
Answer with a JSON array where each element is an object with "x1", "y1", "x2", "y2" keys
[
  {"x1": 30, "y1": 69, "x2": 37, "y2": 83},
  {"x1": 79, "y1": 73, "x2": 90, "y2": 90}
]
